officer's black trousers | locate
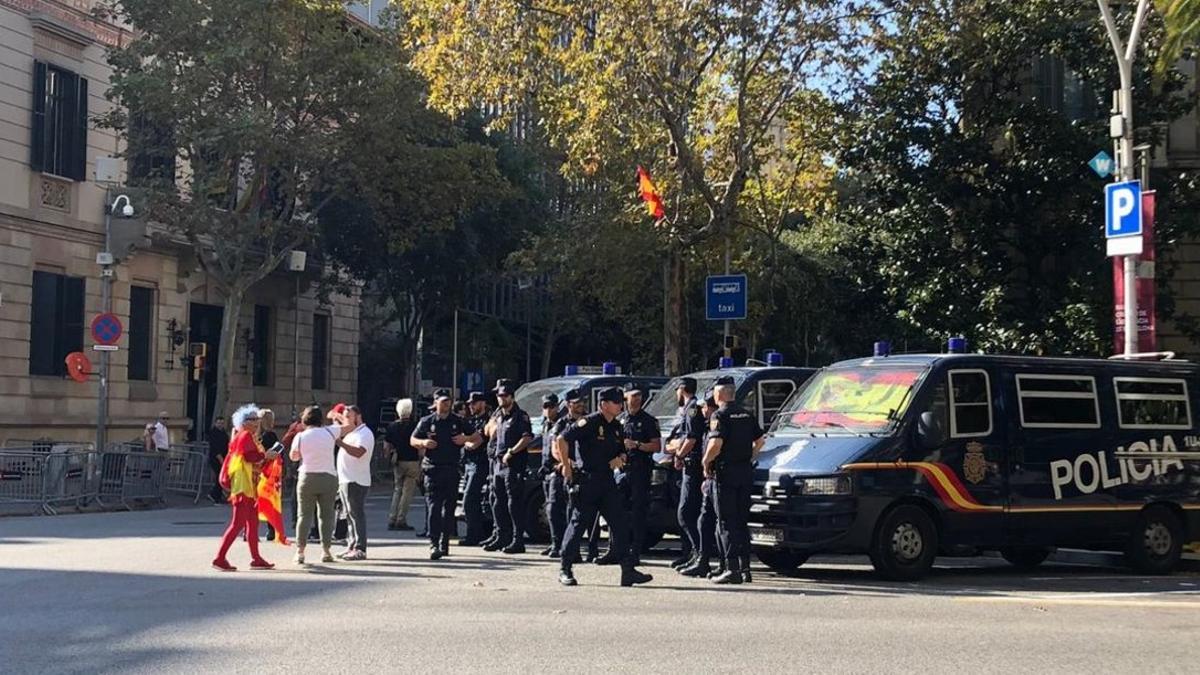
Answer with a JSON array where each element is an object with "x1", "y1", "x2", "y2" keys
[
  {"x1": 544, "y1": 473, "x2": 568, "y2": 549},
  {"x1": 423, "y1": 464, "x2": 459, "y2": 548},
  {"x1": 714, "y1": 463, "x2": 753, "y2": 570},
  {"x1": 560, "y1": 475, "x2": 630, "y2": 571},
  {"x1": 677, "y1": 467, "x2": 703, "y2": 555},
  {"x1": 699, "y1": 477, "x2": 723, "y2": 560},
  {"x1": 617, "y1": 463, "x2": 652, "y2": 557},
  {"x1": 491, "y1": 466, "x2": 526, "y2": 546},
  {"x1": 462, "y1": 459, "x2": 488, "y2": 542}
]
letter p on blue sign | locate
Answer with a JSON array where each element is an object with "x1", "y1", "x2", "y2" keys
[{"x1": 1105, "y1": 180, "x2": 1143, "y2": 257}]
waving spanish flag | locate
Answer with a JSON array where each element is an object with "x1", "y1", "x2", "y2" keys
[
  {"x1": 637, "y1": 165, "x2": 666, "y2": 220},
  {"x1": 257, "y1": 456, "x2": 289, "y2": 545}
]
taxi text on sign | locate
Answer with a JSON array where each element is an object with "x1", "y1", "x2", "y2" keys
[
  {"x1": 1105, "y1": 180, "x2": 1143, "y2": 257},
  {"x1": 705, "y1": 274, "x2": 747, "y2": 321}
]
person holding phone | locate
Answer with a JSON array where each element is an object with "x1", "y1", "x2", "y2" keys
[{"x1": 212, "y1": 404, "x2": 280, "y2": 572}]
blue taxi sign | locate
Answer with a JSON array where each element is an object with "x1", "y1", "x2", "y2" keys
[{"x1": 706, "y1": 274, "x2": 747, "y2": 321}]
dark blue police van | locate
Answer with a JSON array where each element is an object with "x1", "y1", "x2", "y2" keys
[{"x1": 748, "y1": 343, "x2": 1200, "y2": 580}]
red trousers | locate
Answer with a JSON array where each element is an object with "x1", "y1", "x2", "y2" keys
[{"x1": 215, "y1": 500, "x2": 261, "y2": 562}]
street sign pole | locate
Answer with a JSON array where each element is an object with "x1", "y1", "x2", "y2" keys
[
  {"x1": 1098, "y1": 0, "x2": 1150, "y2": 355},
  {"x1": 97, "y1": 188, "x2": 113, "y2": 452},
  {"x1": 723, "y1": 236, "x2": 731, "y2": 358}
]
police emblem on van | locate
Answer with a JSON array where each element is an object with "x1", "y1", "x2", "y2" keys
[{"x1": 963, "y1": 442, "x2": 986, "y2": 484}]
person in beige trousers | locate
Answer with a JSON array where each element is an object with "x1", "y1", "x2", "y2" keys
[{"x1": 385, "y1": 399, "x2": 422, "y2": 530}]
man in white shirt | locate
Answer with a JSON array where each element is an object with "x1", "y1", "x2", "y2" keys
[
  {"x1": 153, "y1": 411, "x2": 171, "y2": 451},
  {"x1": 335, "y1": 404, "x2": 374, "y2": 560}
]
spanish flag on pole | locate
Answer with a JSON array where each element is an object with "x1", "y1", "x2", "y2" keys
[{"x1": 637, "y1": 165, "x2": 666, "y2": 220}]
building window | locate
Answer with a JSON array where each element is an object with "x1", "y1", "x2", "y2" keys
[
  {"x1": 128, "y1": 285, "x2": 155, "y2": 381},
  {"x1": 30, "y1": 61, "x2": 88, "y2": 181},
  {"x1": 29, "y1": 271, "x2": 84, "y2": 376},
  {"x1": 127, "y1": 111, "x2": 176, "y2": 186},
  {"x1": 253, "y1": 305, "x2": 272, "y2": 387},
  {"x1": 311, "y1": 313, "x2": 329, "y2": 390}
]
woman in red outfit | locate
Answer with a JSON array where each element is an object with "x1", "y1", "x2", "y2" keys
[{"x1": 212, "y1": 404, "x2": 281, "y2": 571}]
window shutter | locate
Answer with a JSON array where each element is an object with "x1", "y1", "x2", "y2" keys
[
  {"x1": 30, "y1": 61, "x2": 47, "y2": 172},
  {"x1": 62, "y1": 276, "x2": 86, "y2": 362},
  {"x1": 70, "y1": 75, "x2": 89, "y2": 181},
  {"x1": 29, "y1": 271, "x2": 56, "y2": 375}
]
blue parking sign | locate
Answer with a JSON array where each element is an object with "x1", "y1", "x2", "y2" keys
[
  {"x1": 1105, "y1": 180, "x2": 1142, "y2": 239},
  {"x1": 706, "y1": 274, "x2": 747, "y2": 321}
]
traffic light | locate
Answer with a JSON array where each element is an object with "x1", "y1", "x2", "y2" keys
[{"x1": 192, "y1": 354, "x2": 205, "y2": 382}]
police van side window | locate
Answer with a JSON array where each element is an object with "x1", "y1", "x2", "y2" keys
[
  {"x1": 1015, "y1": 374, "x2": 1101, "y2": 429},
  {"x1": 758, "y1": 380, "x2": 797, "y2": 427},
  {"x1": 948, "y1": 370, "x2": 991, "y2": 437},
  {"x1": 1113, "y1": 377, "x2": 1192, "y2": 429}
]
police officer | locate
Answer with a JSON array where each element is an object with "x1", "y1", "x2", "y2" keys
[
  {"x1": 702, "y1": 376, "x2": 765, "y2": 584},
  {"x1": 665, "y1": 376, "x2": 706, "y2": 571},
  {"x1": 682, "y1": 390, "x2": 723, "y2": 578},
  {"x1": 483, "y1": 379, "x2": 534, "y2": 554},
  {"x1": 459, "y1": 391, "x2": 491, "y2": 546},
  {"x1": 411, "y1": 388, "x2": 480, "y2": 560},
  {"x1": 552, "y1": 389, "x2": 587, "y2": 563},
  {"x1": 617, "y1": 386, "x2": 661, "y2": 565},
  {"x1": 554, "y1": 387, "x2": 653, "y2": 587},
  {"x1": 537, "y1": 392, "x2": 564, "y2": 557}
]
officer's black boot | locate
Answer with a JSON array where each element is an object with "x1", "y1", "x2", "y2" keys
[
  {"x1": 429, "y1": 546, "x2": 443, "y2": 561},
  {"x1": 548, "y1": 547, "x2": 562, "y2": 559},
  {"x1": 620, "y1": 561, "x2": 653, "y2": 587},
  {"x1": 712, "y1": 558, "x2": 742, "y2": 585},
  {"x1": 670, "y1": 549, "x2": 693, "y2": 569},
  {"x1": 680, "y1": 557, "x2": 712, "y2": 578},
  {"x1": 594, "y1": 549, "x2": 620, "y2": 565},
  {"x1": 559, "y1": 566, "x2": 578, "y2": 586},
  {"x1": 540, "y1": 546, "x2": 553, "y2": 556},
  {"x1": 741, "y1": 555, "x2": 752, "y2": 583},
  {"x1": 483, "y1": 538, "x2": 508, "y2": 552},
  {"x1": 707, "y1": 563, "x2": 725, "y2": 579},
  {"x1": 674, "y1": 553, "x2": 699, "y2": 573}
]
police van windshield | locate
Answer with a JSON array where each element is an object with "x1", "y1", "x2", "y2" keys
[
  {"x1": 514, "y1": 379, "x2": 582, "y2": 415},
  {"x1": 774, "y1": 366, "x2": 926, "y2": 434},
  {"x1": 645, "y1": 374, "x2": 731, "y2": 422}
]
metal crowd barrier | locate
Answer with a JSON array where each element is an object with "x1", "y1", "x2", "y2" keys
[
  {"x1": 162, "y1": 443, "x2": 211, "y2": 504},
  {"x1": 0, "y1": 451, "x2": 49, "y2": 515},
  {"x1": 96, "y1": 444, "x2": 167, "y2": 510}
]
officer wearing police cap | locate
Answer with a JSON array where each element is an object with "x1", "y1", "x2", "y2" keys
[
  {"x1": 554, "y1": 387, "x2": 652, "y2": 587},
  {"x1": 617, "y1": 384, "x2": 661, "y2": 564},
  {"x1": 459, "y1": 391, "x2": 491, "y2": 546},
  {"x1": 484, "y1": 378, "x2": 534, "y2": 554},
  {"x1": 536, "y1": 392, "x2": 565, "y2": 557},
  {"x1": 665, "y1": 376, "x2": 706, "y2": 571},
  {"x1": 411, "y1": 388, "x2": 480, "y2": 559},
  {"x1": 702, "y1": 375, "x2": 765, "y2": 584}
]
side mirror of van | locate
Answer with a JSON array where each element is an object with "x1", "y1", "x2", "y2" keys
[{"x1": 916, "y1": 411, "x2": 946, "y2": 450}]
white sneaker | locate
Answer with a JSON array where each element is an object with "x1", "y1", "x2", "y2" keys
[{"x1": 294, "y1": 551, "x2": 306, "y2": 566}]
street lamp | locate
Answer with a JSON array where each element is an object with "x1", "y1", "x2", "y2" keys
[{"x1": 96, "y1": 191, "x2": 135, "y2": 452}]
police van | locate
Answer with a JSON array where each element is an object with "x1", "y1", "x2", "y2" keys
[
  {"x1": 640, "y1": 353, "x2": 818, "y2": 548},
  {"x1": 464, "y1": 364, "x2": 668, "y2": 543},
  {"x1": 748, "y1": 342, "x2": 1200, "y2": 580}
]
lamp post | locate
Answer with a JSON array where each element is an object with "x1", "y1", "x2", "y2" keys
[{"x1": 97, "y1": 192, "x2": 134, "y2": 452}]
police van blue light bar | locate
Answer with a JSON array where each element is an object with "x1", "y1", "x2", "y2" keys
[
  {"x1": 602, "y1": 361, "x2": 618, "y2": 375},
  {"x1": 874, "y1": 341, "x2": 891, "y2": 357},
  {"x1": 566, "y1": 364, "x2": 623, "y2": 376},
  {"x1": 766, "y1": 351, "x2": 783, "y2": 366},
  {"x1": 718, "y1": 356, "x2": 734, "y2": 369},
  {"x1": 564, "y1": 365, "x2": 579, "y2": 376},
  {"x1": 947, "y1": 336, "x2": 968, "y2": 354}
]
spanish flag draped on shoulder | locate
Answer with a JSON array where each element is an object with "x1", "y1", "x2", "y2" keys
[{"x1": 637, "y1": 165, "x2": 666, "y2": 220}]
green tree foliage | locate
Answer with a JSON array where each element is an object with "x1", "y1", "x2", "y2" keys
[
  {"x1": 828, "y1": 0, "x2": 1200, "y2": 356},
  {"x1": 99, "y1": 0, "x2": 405, "y2": 417}
]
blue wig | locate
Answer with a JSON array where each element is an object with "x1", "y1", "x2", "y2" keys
[{"x1": 231, "y1": 403, "x2": 261, "y2": 431}]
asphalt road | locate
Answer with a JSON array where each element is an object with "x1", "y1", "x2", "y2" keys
[{"x1": 1, "y1": 491, "x2": 1198, "y2": 674}]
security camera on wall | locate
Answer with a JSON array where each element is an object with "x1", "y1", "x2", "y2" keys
[{"x1": 287, "y1": 250, "x2": 307, "y2": 272}]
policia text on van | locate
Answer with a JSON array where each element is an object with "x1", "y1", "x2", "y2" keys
[{"x1": 748, "y1": 348, "x2": 1200, "y2": 580}]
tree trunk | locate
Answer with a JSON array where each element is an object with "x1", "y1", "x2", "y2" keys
[
  {"x1": 663, "y1": 244, "x2": 687, "y2": 375},
  {"x1": 213, "y1": 285, "x2": 247, "y2": 423},
  {"x1": 539, "y1": 300, "x2": 559, "y2": 379}
]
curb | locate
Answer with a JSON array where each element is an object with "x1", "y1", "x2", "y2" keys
[{"x1": 1047, "y1": 548, "x2": 1200, "y2": 573}]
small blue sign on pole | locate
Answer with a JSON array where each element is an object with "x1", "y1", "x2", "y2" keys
[
  {"x1": 460, "y1": 370, "x2": 484, "y2": 396},
  {"x1": 1088, "y1": 150, "x2": 1114, "y2": 178},
  {"x1": 706, "y1": 274, "x2": 747, "y2": 321},
  {"x1": 1105, "y1": 180, "x2": 1143, "y2": 257}
]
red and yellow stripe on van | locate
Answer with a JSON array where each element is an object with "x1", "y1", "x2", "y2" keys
[{"x1": 842, "y1": 462, "x2": 1200, "y2": 513}]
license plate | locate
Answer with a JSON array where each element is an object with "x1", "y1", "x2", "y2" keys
[{"x1": 750, "y1": 527, "x2": 783, "y2": 544}]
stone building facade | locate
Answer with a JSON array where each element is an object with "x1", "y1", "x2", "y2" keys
[{"x1": 0, "y1": 1, "x2": 359, "y2": 445}]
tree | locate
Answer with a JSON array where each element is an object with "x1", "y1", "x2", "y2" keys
[
  {"x1": 1154, "y1": 0, "x2": 1200, "y2": 84},
  {"x1": 395, "y1": 0, "x2": 866, "y2": 373},
  {"x1": 828, "y1": 0, "x2": 1200, "y2": 355},
  {"x1": 100, "y1": 0, "x2": 400, "y2": 417}
]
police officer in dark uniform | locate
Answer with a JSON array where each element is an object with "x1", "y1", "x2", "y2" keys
[
  {"x1": 665, "y1": 376, "x2": 706, "y2": 571},
  {"x1": 702, "y1": 375, "x2": 765, "y2": 584},
  {"x1": 536, "y1": 392, "x2": 564, "y2": 557},
  {"x1": 411, "y1": 388, "x2": 481, "y2": 560},
  {"x1": 617, "y1": 386, "x2": 661, "y2": 564},
  {"x1": 459, "y1": 391, "x2": 491, "y2": 546},
  {"x1": 483, "y1": 379, "x2": 534, "y2": 554},
  {"x1": 682, "y1": 390, "x2": 723, "y2": 578},
  {"x1": 550, "y1": 389, "x2": 587, "y2": 562},
  {"x1": 554, "y1": 387, "x2": 653, "y2": 587}
]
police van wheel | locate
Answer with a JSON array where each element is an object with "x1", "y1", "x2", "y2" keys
[
  {"x1": 1125, "y1": 506, "x2": 1184, "y2": 576},
  {"x1": 869, "y1": 504, "x2": 938, "y2": 581},
  {"x1": 754, "y1": 548, "x2": 808, "y2": 575},
  {"x1": 999, "y1": 546, "x2": 1053, "y2": 570}
]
